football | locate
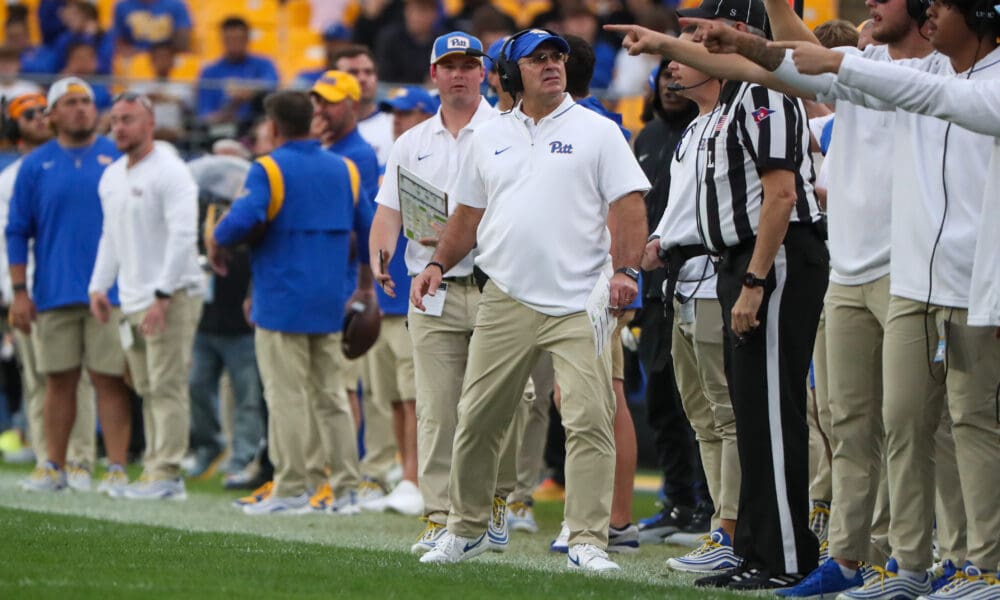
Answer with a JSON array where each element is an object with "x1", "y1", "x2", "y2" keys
[{"x1": 342, "y1": 298, "x2": 381, "y2": 359}]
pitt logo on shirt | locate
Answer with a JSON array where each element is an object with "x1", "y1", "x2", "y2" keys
[{"x1": 549, "y1": 141, "x2": 573, "y2": 154}]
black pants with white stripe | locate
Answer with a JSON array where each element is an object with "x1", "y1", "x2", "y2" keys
[{"x1": 715, "y1": 224, "x2": 828, "y2": 577}]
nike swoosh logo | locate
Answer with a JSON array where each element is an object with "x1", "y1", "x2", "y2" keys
[
  {"x1": 417, "y1": 153, "x2": 432, "y2": 161},
  {"x1": 638, "y1": 154, "x2": 649, "y2": 161},
  {"x1": 463, "y1": 534, "x2": 486, "y2": 553},
  {"x1": 494, "y1": 146, "x2": 511, "y2": 155},
  {"x1": 569, "y1": 553, "x2": 581, "y2": 566}
]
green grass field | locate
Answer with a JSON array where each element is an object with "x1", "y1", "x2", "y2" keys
[{"x1": 0, "y1": 464, "x2": 758, "y2": 599}]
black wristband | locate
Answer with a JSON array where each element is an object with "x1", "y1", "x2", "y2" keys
[
  {"x1": 426, "y1": 261, "x2": 445, "y2": 274},
  {"x1": 12, "y1": 283, "x2": 27, "y2": 293},
  {"x1": 154, "y1": 289, "x2": 172, "y2": 300}
]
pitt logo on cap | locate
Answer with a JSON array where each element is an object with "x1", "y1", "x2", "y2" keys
[
  {"x1": 549, "y1": 141, "x2": 573, "y2": 154},
  {"x1": 319, "y1": 74, "x2": 338, "y2": 85},
  {"x1": 447, "y1": 36, "x2": 469, "y2": 49}
]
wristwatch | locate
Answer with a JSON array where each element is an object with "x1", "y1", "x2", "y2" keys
[
  {"x1": 615, "y1": 267, "x2": 640, "y2": 283},
  {"x1": 742, "y1": 272, "x2": 767, "y2": 289}
]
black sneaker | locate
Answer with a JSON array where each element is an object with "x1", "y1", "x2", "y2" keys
[
  {"x1": 680, "y1": 500, "x2": 713, "y2": 534},
  {"x1": 637, "y1": 504, "x2": 695, "y2": 542},
  {"x1": 693, "y1": 568, "x2": 743, "y2": 588},
  {"x1": 725, "y1": 568, "x2": 803, "y2": 591}
]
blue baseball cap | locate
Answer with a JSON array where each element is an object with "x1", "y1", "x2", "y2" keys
[
  {"x1": 322, "y1": 23, "x2": 352, "y2": 42},
  {"x1": 505, "y1": 29, "x2": 570, "y2": 62},
  {"x1": 484, "y1": 37, "x2": 508, "y2": 72},
  {"x1": 430, "y1": 31, "x2": 485, "y2": 64},
  {"x1": 378, "y1": 86, "x2": 439, "y2": 114}
]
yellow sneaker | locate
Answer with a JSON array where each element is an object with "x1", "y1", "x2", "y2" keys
[
  {"x1": 232, "y1": 480, "x2": 273, "y2": 508},
  {"x1": 308, "y1": 482, "x2": 333, "y2": 512},
  {"x1": 411, "y1": 517, "x2": 448, "y2": 555}
]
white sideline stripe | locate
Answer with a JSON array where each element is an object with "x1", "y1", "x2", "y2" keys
[
  {"x1": 765, "y1": 247, "x2": 798, "y2": 575},
  {"x1": 0, "y1": 472, "x2": 683, "y2": 587}
]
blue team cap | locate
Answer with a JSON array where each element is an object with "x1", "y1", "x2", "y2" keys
[
  {"x1": 378, "y1": 86, "x2": 439, "y2": 114},
  {"x1": 323, "y1": 23, "x2": 352, "y2": 42},
  {"x1": 430, "y1": 31, "x2": 485, "y2": 64},
  {"x1": 484, "y1": 37, "x2": 508, "y2": 72},
  {"x1": 506, "y1": 29, "x2": 570, "y2": 62}
]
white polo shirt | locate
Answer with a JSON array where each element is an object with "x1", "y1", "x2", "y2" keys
[
  {"x1": 453, "y1": 93, "x2": 650, "y2": 317},
  {"x1": 0, "y1": 157, "x2": 30, "y2": 303},
  {"x1": 775, "y1": 47, "x2": 1000, "y2": 308},
  {"x1": 89, "y1": 143, "x2": 203, "y2": 314},
  {"x1": 375, "y1": 97, "x2": 496, "y2": 277},
  {"x1": 836, "y1": 53, "x2": 1000, "y2": 326},
  {"x1": 358, "y1": 109, "x2": 394, "y2": 169},
  {"x1": 653, "y1": 110, "x2": 717, "y2": 301}
]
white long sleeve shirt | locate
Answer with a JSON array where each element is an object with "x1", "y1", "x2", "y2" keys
[
  {"x1": 836, "y1": 52, "x2": 1000, "y2": 326},
  {"x1": 89, "y1": 143, "x2": 203, "y2": 315},
  {"x1": 0, "y1": 157, "x2": 28, "y2": 304},
  {"x1": 774, "y1": 47, "x2": 1000, "y2": 309}
]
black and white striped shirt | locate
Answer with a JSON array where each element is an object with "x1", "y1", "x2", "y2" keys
[{"x1": 696, "y1": 81, "x2": 821, "y2": 252}]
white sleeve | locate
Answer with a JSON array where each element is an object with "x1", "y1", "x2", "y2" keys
[
  {"x1": 0, "y1": 165, "x2": 16, "y2": 303},
  {"x1": 838, "y1": 52, "x2": 1000, "y2": 137},
  {"x1": 597, "y1": 120, "x2": 650, "y2": 204},
  {"x1": 452, "y1": 143, "x2": 487, "y2": 209},
  {"x1": 154, "y1": 158, "x2": 200, "y2": 293},
  {"x1": 88, "y1": 174, "x2": 120, "y2": 294},
  {"x1": 773, "y1": 48, "x2": 895, "y2": 111},
  {"x1": 374, "y1": 136, "x2": 403, "y2": 211}
]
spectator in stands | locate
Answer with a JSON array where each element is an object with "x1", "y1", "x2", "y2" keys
[
  {"x1": 6, "y1": 15, "x2": 54, "y2": 75},
  {"x1": 38, "y1": 0, "x2": 69, "y2": 47},
  {"x1": 374, "y1": 0, "x2": 440, "y2": 84},
  {"x1": 290, "y1": 24, "x2": 355, "y2": 90},
  {"x1": 197, "y1": 17, "x2": 279, "y2": 127},
  {"x1": 352, "y1": 0, "x2": 404, "y2": 51},
  {"x1": 0, "y1": 46, "x2": 41, "y2": 105},
  {"x1": 456, "y1": 4, "x2": 514, "y2": 46},
  {"x1": 114, "y1": 0, "x2": 193, "y2": 55},
  {"x1": 378, "y1": 85, "x2": 437, "y2": 140},
  {"x1": 561, "y1": 4, "x2": 616, "y2": 91},
  {"x1": 61, "y1": 42, "x2": 112, "y2": 111},
  {"x1": 51, "y1": 0, "x2": 115, "y2": 75},
  {"x1": 130, "y1": 43, "x2": 194, "y2": 142}
]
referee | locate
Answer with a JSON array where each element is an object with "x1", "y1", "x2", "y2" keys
[{"x1": 611, "y1": 1, "x2": 826, "y2": 589}]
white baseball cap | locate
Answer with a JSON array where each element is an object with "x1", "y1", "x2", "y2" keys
[{"x1": 46, "y1": 77, "x2": 95, "y2": 112}]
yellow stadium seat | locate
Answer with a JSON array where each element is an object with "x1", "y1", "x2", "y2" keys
[
  {"x1": 198, "y1": 0, "x2": 281, "y2": 30},
  {"x1": 248, "y1": 26, "x2": 279, "y2": 57},
  {"x1": 286, "y1": 0, "x2": 312, "y2": 29},
  {"x1": 121, "y1": 51, "x2": 201, "y2": 84},
  {"x1": 614, "y1": 95, "x2": 647, "y2": 137},
  {"x1": 96, "y1": 0, "x2": 115, "y2": 30}
]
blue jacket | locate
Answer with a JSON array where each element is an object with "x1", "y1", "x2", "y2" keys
[
  {"x1": 376, "y1": 231, "x2": 411, "y2": 316},
  {"x1": 5, "y1": 137, "x2": 120, "y2": 311},
  {"x1": 328, "y1": 128, "x2": 380, "y2": 299},
  {"x1": 197, "y1": 55, "x2": 279, "y2": 121},
  {"x1": 577, "y1": 96, "x2": 632, "y2": 142},
  {"x1": 213, "y1": 140, "x2": 372, "y2": 334}
]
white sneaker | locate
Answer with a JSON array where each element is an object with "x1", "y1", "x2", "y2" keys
[
  {"x1": 242, "y1": 492, "x2": 310, "y2": 515},
  {"x1": 488, "y1": 495, "x2": 509, "y2": 552},
  {"x1": 383, "y1": 480, "x2": 424, "y2": 516},
  {"x1": 96, "y1": 465, "x2": 129, "y2": 498},
  {"x1": 357, "y1": 478, "x2": 388, "y2": 511},
  {"x1": 329, "y1": 489, "x2": 361, "y2": 515},
  {"x1": 66, "y1": 462, "x2": 92, "y2": 492},
  {"x1": 568, "y1": 544, "x2": 621, "y2": 572},
  {"x1": 19, "y1": 462, "x2": 67, "y2": 493},
  {"x1": 419, "y1": 531, "x2": 489, "y2": 564},
  {"x1": 507, "y1": 501, "x2": 538, "y2": 533},
  {"x1": 919, "y1": 565, "x2": 992, "y2": 599},
  {"x1": 550, "y1": 521, "x2": 570, "y2": 553},
  {"x1": 411, "y1": 519, "x2": 448, "y2": 555},
  {"x1": 665, "y1": 529, "x2": 740, "y2": 572},
  {"x1": 123, "y1": 477, "x2": 187, "y2": 501}
]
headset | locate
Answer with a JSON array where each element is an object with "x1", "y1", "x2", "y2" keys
[
  {"x1": 666, "y1": 77, "x2": 716, "y2": 92},
  {"x1": 494, "y1": 28, "x2": 561, "y2": 95}
]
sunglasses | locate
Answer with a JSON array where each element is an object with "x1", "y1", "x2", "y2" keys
[
  {"x1": 112, "y1": 91, "x2": 154, "y2": 111},
  {"x1": 19, "y1": 107, "x2": 44, "y2": 121},
  {"x1": 518, "y1": 51, "x2": 569, "y2": 66}
]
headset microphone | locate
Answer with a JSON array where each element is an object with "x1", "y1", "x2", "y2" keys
[{"x1": 666, "y1": 77, "x2": 714, "y2": 92}]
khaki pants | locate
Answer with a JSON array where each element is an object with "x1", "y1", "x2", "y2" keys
[
  {"x1": 809, "y1": 309, "x2": 833, "y2": 503},
  {"x1": 509, "y1": 352, "x2": 555, "y2": 505},
  {"x1": 882, "y1": 296, "x2": 1000, "y2": 571},
  {"x1": 124, "y1": 292, "x2": 201, "y2": 480},
  {"x1": 447, "y1": 282, "x2": 616, "y2": 548},
  {"x1": 16, "y1": 329, "x2": 96, "y2": 469},
  {"x1": 825, "y1": 278, "x2": 889, "y2": 562},
  {"x1": 408, "y1": 280, "x2": 479, "y2": 522},
  {"x1": 257, "y1": 328, "x2": 359, "y2": 498},
  {"x1": 361, "y1": 315, "x2": 412, "y2": 482},
  {"x1": 672, "y1": 298, "x2": 739, "y2": 526}
]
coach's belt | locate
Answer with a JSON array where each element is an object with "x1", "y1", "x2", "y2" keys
[{"x1": 441, "y1": 274, "x2": 477, "y2": 286}]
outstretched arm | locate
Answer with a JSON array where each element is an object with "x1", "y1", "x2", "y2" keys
[{"x1": 762, "y1": 0, "x2": 821, "y2": 44}]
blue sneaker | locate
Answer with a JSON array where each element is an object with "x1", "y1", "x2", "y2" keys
[
  {"x1": 837, "y1": 559, "x2": 932, "y2": 600},
  {"x1": 928, "y1": 560, "x2": 959, "y2": 592},
  {"x1": 487, "y1": 495, "x2": 509, "y2": 552},
  {"x1": 775, "y1": 558, "x2": 863, "y2": 599},
  {"x1": 920, "y1": 564, "x2": 991, "y2": 599},
  {"x1": 666, "y1": 528, "x2": 740, "y2": 573}
]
